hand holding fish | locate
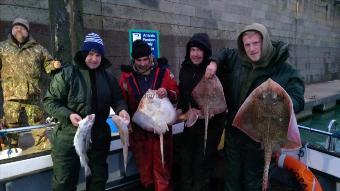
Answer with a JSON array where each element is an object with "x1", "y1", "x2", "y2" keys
[
  {"x1": 156, "y1": 88, "x2": 167, "y2": 98},
  {"x1": 204, "y1": 61, "x2": 217, "y2": 79},
  {"x1": 118, "y1": 109, "x2": 130, "y2": 123},
  {"x1": 184, "y1": 108, "x2": 204, "y2": 127},
  {"x1": 70, "y1": 113, "x2": 82, "y2": 127},
  {"x1": 190, "y1": 108, "x2": 204, "y2": 119}
]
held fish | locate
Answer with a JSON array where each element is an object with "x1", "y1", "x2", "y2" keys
[
  {"x1": 111, "y1": 115, "x2": 130, "y2": 172},
  {"x1": 74, "y1": 114, "x2": 95, "y2": 177},
  {"x1": 233, "y1": 79, "x2": 301, "y2": 191},
  {"x1": 132, "y1": 89, "x2": 176, "y2": 165},
  {"x1": 192, "y1": 75, "x2": 227, "y2": 153}
]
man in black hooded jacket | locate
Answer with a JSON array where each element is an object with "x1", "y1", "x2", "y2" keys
[{"x1": 177, "y1": 33, "x2": 225, "y2": 191}]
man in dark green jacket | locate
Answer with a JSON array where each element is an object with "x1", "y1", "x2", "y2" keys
[
  {"x1": 205, "y1": 23, "x2": 305, "y2": 190},
  {"x1": 43, "y1": 33, "x2": 129, "y2": 191}
]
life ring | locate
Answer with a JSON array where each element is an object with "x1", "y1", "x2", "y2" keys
[{"x1": 277, "y1": 154, "x2": 323, "y2": 191}]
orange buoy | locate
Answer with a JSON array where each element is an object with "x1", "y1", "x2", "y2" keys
[{"x1": 277, "y1": 154, "x2": 323, "y2": 191}]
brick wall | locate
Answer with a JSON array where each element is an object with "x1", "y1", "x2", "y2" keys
[{"x1": 1, "y1": 0, "x2": 340, "y2": 83}]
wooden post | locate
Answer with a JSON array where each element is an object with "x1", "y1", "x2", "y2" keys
[{"x1": 48, "y1": 0, "x2": 83, "y2": 65}]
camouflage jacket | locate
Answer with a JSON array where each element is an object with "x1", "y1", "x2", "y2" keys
[{"x1": 0, "y1": 35, "x2": 55, "y2": 101}]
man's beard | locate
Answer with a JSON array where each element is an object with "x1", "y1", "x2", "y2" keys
[
  {"x1": 136, "y1": 65, "x2": 150, "y2": 73},
  {"x1": 133, "y1": 64, "x2": 152, "y2": 75},
  {"x1": 13, "y1": 33, "x2": 27, "y2": 43}
]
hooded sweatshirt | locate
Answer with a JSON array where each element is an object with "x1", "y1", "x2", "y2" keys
[
  {"x1": 178, "y1": 33, "x2": 212, "y2": 112},
  {"x1": 237, "y1": 23, "x2": 274, "y2": 69},
  {"x1": 212, "y1": 23, "x2": 305, "y2": 128}
]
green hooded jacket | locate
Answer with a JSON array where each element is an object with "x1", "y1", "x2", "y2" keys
[
  {"x1": 0, "y1": 35, "x2": 55, "y2": 101},
  {"x1": 213, "y1": 23, "x2": 305, "y2": 128},
  {"x1": 43, "y1": 52, "x2": 127, "y2": 138}
]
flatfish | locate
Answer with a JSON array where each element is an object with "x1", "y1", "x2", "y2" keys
[
  {"x1": 192, "y1": 76, "x2": 227, "y2": 153},
  {"x1": 233, "y1": 78, "x2": 301, "y2": 191},
  {"x1": 132, "y1": 89, "x2": 177, "y2": 165}
]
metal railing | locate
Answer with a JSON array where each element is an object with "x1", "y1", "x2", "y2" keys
[{"x1": 298, "y1": 120, "x2": 339, "y2": 152}]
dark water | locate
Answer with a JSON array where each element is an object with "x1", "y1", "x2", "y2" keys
[{"x1": 298, "y1": 105, "x2": 340, "y2": 150}]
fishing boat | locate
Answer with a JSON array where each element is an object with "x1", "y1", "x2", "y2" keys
[{"x1": 0, "y1": 118, "x2": 339, "y2": 191}]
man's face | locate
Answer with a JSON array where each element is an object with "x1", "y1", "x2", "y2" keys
[
  {"x1": 85, "y1": 51, "x2": 102, "y2": 69},
  {"x1": 190, "y1": 47, "x2": 204, "y2": 65},
  {"x1": 134, "y1": 56, "x2": 151, "y2": 72},
  {"x1": 242, "y1": 32, "x2": 262, "y2": 62},
  {"x1": 11, "y1": 25, "x2": 28, "y2": 43}
]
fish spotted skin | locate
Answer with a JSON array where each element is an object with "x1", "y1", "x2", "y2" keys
[{"x1": 233, "y1": 78, "x2": 300, "y2": 191}]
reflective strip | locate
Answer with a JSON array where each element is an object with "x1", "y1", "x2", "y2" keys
[{"x1": 278, "y1": 154, "x2": 286, "y2": 168}]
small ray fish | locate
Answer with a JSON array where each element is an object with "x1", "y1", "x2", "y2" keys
[
  {"x1": 132, "y1": 89, "x2": 177, "y2": 165},
  {"x1": 74, "y1": 114, "x2": 95, "y2": 177},
  {"x1": 192, "y1": 76, "x2": 227, "y2": 154},
  {"x1": 233, "y1": 78, "x2": 301, "y2": 191},
  {"x1": 111, "y1": 115, "x2": 130, "y2": 172}
]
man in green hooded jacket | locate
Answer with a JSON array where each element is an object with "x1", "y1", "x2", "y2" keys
[
  {"x1": 0, "y1": 18, "x2": 61, "y2": 149},
  {"x1": 205, "y1": 23, "x2": 305, "y2": 190},
  {"x1": 44, "y1": 33, "x2": 129, "y2": 191}
]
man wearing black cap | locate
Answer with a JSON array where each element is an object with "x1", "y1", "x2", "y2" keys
[
  {"x1": 0, "y1": 18, "x2": 61, "y2": 150},
  {"x1": 119, "y1": 40, "x2": 178, "y2": 191},
  {"x1": 177, "y1": 33, "x2": 225, "y2": 191},
  {"x1": 44, "y1": 33, "x2": 129, "y2": 191}
]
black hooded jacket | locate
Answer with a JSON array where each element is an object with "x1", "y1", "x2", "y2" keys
[{"x1": 178, "y1": 33, "x2": 212, "y2": 113}]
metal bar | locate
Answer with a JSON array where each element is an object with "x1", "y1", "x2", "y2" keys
[
  {"x1": 298, "y1": 125, "x2": 340, "y2": 138},
  {"x1": 0, "y1": 123, "x2": 58, "y2": 135}
]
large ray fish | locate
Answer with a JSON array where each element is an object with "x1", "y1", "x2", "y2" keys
[
  {"x1": 74, "y1": 114, "x2": 95, "y2": 177},
  {"x1": 191, "y1": 75, "x2": 227, "y2": 153},
  {"x1": 233, "y1": 78, "x2": 301, "y2": 191},
  {"x1": 111, "y1": 115, "x2": 130, "y2": 172},
  {"x1": 132, "y1": 89, "x2": 177, "y2": 165}
]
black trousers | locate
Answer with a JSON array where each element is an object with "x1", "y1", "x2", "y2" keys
[{"x1": 178, "y1": 113, "x2": 225, "y2": 191}]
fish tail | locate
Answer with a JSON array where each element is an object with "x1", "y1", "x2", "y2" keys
[
  {"x1": 79, "y1": 155, "x2": 89, "y2": 170},
  {"x1": 84, "y1": 164, "x2": 91, "y2": 177},
  {"x1": 262, "y1": 142, "x2": 272, "y2": 191},
  {"x1": 160, "y1": 134, "x2": 165, "y2": 167},
  {"x1": 123, "y1": 143, "x2": 128, "y2": 173},
  {"x1": 204, "y1": 109, "x2": 209, "y2": 155}
]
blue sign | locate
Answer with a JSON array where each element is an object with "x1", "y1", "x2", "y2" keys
[{"x1": 129, "y1": 29, "x2": 160, "y2": 58}]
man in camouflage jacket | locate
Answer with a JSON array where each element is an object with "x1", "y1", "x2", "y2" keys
[{"x1": 0, "y1": 18, "x2": 61, "y2": 149}]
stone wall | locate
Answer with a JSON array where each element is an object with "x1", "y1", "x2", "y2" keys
[{"x1": 1, "y1": 0, "x2": 340, "y2": 83}]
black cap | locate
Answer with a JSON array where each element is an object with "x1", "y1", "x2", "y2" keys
[{"x1": 131, "y1": 40, "x2": 152, "y2": 59}]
